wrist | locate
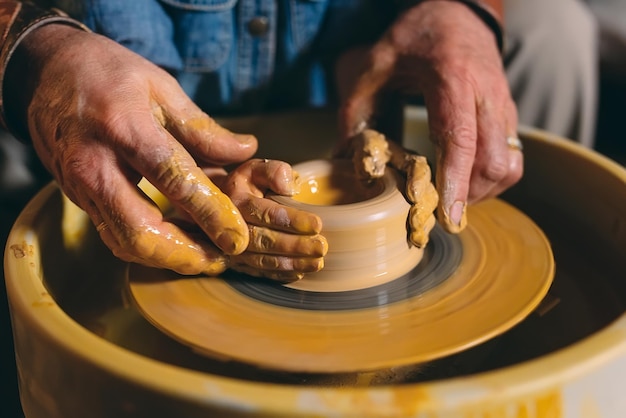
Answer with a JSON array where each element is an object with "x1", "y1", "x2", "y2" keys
[
  {"x1": 395, "y1": 0, "x2": 504, "y2": 52},
  {"x1": 0, "y1": 2, "x2": 88, "y2": 142}
]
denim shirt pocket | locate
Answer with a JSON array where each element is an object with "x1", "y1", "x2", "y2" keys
[{"x1": 159, "y1": 0, "x2": 238, "y2": 72}]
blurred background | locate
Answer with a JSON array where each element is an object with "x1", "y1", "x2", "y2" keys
[{"x1": 590, "y1": 0, "x2": 626, "y2": 164}]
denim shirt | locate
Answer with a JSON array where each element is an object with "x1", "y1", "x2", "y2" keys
[{"x1": 65, "y1": 0, "x2": 396, "y2": 115}]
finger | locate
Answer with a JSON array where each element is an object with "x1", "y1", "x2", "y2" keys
[
  {"x1": 117, "y1": 124, "x2": 249, "y2": 255},
  {"x1": 247, "y1": 225, "x2": 328, "y2": 257},
  {"x1": 230, "y1": 263, "x2": 304, "y2": 283},
  {"x1": 484, "y1": 140, "x2": 523, "y2": 199},
  {"x1": 465, "y1": 98, "x2": 511, "y2": 203},
  {"x1": 469, "y1": 143, "x2": 523, "y2": 202},
  {"x1": 409, "y1": 212, "x2": 437, "y2": 248},
  {"x1": 385, "y1": 141, "x2": 437, "y2": 202},
  {"x1": 384, "y1": 140, "x2": 439, "y2": 247},
  {"x1": 222, "y1": 159, "x2": 301, "y2": 197},
  {"x1": 473, "y1": 99, "x2": 523, "y2": 200},
  {"x1": 84, "y1": 183, "x2": 229, "y2": 276},
  {"x1": 152, "y1": 87, "x2": 258, "y2": 165},
  {"x1": 500, "y1": 99, "x2": 524, "y2": 193},
  {"x1": 406, "y1": 179, "x2": 438, "y2": 248},
  {"x1": 231, "y1": 253, "x2": 324, "y2": 275},
  {"x1": 349, "y1": 129, "x2": 391, "y2": 180},
  {"x1": 215, "y1": 159, "x2": 323, "y2": 235},
  {"x1": 218, "y1": 160, "x2": 320, "y2": 234},
  {"x1": 424, "y1": 81, "x2": 477, "y2": 234},
  {"x1": 236, "y1": 195, "x2": 323, "y2": 235}
]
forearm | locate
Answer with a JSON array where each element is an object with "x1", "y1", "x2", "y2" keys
[
  {"x1": 395, "y1": 0, "x2": 504, "y2": 51},
  {"x1": 0, "y1": 1, "x2": 87, "y2": 141}
]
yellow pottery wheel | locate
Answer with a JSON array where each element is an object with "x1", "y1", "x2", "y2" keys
[
  {"x1": 6, "y1": 108, "x2": 626, "y2": 417},
  {"x1": 128, "y1": 198, "x2": 554, "y2": 373}
]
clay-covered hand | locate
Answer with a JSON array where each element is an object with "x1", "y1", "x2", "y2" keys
[
  {"x1": 215, "y1": 159, "x2": 328, "y2": 283},
  {"x1": 18, "y1": 25, "x2": 257, "y2": 275},
  {"x1": 350, "y1": 129, "x2": 438, "y2": 248},
  {"x1": 336, "y1": 1, "x2": 522, "y2": 234}
]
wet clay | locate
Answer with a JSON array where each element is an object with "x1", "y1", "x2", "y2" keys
[{"x1": 273, "y1": 159, "x2": 424, "y2": 292}]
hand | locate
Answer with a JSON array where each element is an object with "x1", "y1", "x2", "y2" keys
[
  {"x1": 336, "y1": 1, "x2": 522, "y2": 233},
  {"x1": 18, "y1": 25, "x2": 258, "y2": 275},
  {"x1": 349, "y1": 129, "x2": 438, "y2": 248},
  {"x1": 215, "y1": 159, "x2": 328, "y2": 283}
]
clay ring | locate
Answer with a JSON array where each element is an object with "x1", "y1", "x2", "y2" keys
[
  {"x1": 96, "y1": 221, "x2": 109, "y2": 233},
  {"x1": 506, "y1": 136, "x2": 523, "y2": 152}
]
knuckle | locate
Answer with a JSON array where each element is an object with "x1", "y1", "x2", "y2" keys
[
  {"x1": 294, "y1": 257, "x2": 324, "y2": 273},
  {"x1": 448, "y1": 127, "x2": 477, "y2": 151},
  {"x1": 478, "y1": 154, "x2": 509, "y2": 183},
  {"x1": 435, "y1": 126, "x2": 476, "y2": 154},
  {"x1": 113, "y1": 224, "x2": 161, "y2": 263},
  {"x1": 127, "y1": 231, "x2": 158, "y2": 261},
  {"x1": 250, "y1": 227, "x2": 276, "y2": 251},
  {"x1": 253, "y1": 254, "x2": 283, "y2": 270},
  {"x1": 154, "y1": 164, "x2": 196, "y2": 203}
]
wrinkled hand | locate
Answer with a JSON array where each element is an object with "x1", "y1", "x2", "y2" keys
[
  {"x1": 336, "y1": 1, "x2": 523, "y2": 233},
  {"x1": 215, "y1": 159, "x2": 328, "y2": 283},
  {"x1": 349, "y1": 129, "x2": 438, "y2": 248},
  {"x1": 21, "y1": 25, "x2": 258, "y2": 275}
]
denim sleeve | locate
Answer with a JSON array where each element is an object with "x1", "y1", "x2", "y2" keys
[{"x1": 80, "y1": 0, "x2": 183, "y2": 70}]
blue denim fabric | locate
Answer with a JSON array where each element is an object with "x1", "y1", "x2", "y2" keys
[{"x1": 78, "y1": 0, "x2": 394, "y2": 114}]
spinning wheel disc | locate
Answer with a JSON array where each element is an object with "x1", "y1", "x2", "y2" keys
[{"x1": 127, "y1": 198, "x2": 554, "y2": 373}]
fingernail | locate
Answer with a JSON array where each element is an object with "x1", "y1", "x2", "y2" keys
[
  {"x1": 235, "y1": 133, "x2": 256, "y2": 144},
  {"x1": 352, "y1": 119, "x2": 368, "y2": 136},
  {"x1": 449, "y1": 201, "x2": 466, "y2": 227},
  {"x1": 202, "y1": 258, "x2": 229, "y2": 276},
  {"x1": 216, "y1": 229, "x2": 249, "y2": 255},
  {"x1": 287, "y1": 171, "x2": 301, "y2": 195}
]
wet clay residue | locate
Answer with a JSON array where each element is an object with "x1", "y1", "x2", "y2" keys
[{"x1": 10, "y1": 241, "x2": 33, "y2": 259}]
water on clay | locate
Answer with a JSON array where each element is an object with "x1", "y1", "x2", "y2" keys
[{"x1": 37, "y1": 183, "x2": 626, "y2": 387}]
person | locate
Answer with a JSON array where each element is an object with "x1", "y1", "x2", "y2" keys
[
  {"x1": 0, "y1": 0, "x2": 599, "y2": 415},
  {"x1": 0, "y1": 0, "x2": 598, "y2": 282}
]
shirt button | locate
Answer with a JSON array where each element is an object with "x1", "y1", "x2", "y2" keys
[{"x1": 247, "y1": 16, "x2": 270, "y2": 37}]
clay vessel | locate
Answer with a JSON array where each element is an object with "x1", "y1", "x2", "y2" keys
[{"x1": 272, "y1": 159, "x2": 422, "y2": 292}]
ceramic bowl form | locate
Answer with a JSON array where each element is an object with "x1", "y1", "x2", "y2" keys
[{"x1": 271, "y1": 158, "x2": 423, "y2": 292}]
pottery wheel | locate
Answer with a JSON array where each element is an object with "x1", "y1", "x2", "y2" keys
[{"x1": 127, "y1": 198, "x2": 554, "y2": 374}]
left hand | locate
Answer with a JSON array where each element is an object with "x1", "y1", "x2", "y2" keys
[
  {"x1": 336, "y1": 1, "x2": 523, "y2": 234},
  {"x1": 214, "y1": 159, "x2": 328, "y2": 283}
]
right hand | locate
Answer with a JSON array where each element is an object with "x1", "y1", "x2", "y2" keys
[
  {"x1": 19, "y1": 25, "x2": 258, "y2": 275},
  {"x1": 335, "y1": 1, "x2": 522, "y2": 234}
]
